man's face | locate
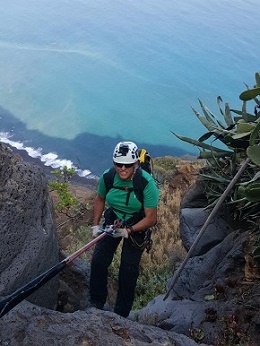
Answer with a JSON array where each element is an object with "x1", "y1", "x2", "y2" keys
[{"x1": 114, "y1": 161, "x2": 138, "y2": 180}]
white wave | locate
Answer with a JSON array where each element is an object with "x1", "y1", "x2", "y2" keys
[
  {"x1": 77, "y1": 169, "x2": 94, "y2": 178},
  {"x1": 0, "y1": 132, "x2": 93, "y2": 178}
]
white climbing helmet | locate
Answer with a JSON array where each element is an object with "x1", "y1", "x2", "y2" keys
[{"x1": 113, "y1": 141, "x2": 139, "y2": 164}]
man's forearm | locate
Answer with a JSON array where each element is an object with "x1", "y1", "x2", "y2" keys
[{"x1": 93, "y1": 196, "x2": 105, "y2": 225}]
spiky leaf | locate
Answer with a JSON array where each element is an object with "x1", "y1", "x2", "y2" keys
[
  {"x1": 199, "y1": 151, "x2": 232, "y2": 159},
  {"x1": 171, "y1": 132, "x2": 231, "y2": 153},
  {"x1": 191, "y1": 107, "x2": 218, "y2": 132},
  {"x1": 255, "y1": 72, "x2": 260, "y2": 87},
  {"x1": 199, "y1": 99, "x2": 225, "y2": 128},
  {"x1": 224, "y1": 103, "x2": 234, "y2": 127},
  {"x1": 198, "y1": 132, "x2": 215, "y2": 142}
]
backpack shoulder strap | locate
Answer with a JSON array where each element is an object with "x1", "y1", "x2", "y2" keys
[
  {"x1": 133, "y1": 167, "x2": 149, "y2": 206},
  {"x1": 103, "y1": 166, "x2": 116, "y2": 194}
]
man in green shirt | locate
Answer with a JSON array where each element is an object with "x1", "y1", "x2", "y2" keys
[{"x1": 89, "y1": 141, "x2": 159, "y2": 317}]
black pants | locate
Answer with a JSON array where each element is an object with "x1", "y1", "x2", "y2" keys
[{"x1": 89, "y1": 233, "x2": 145, "y2": 317}]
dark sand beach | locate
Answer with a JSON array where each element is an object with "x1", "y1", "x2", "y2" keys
[{"x1": 8, "y1": 144, "x2": 98, "y2": 191}]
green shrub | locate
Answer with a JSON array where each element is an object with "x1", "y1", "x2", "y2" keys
[
  {"x1": 153, "y1": 156, "x2": 180, "y2": 183},
  {"x1": 173, "y1": 73, "x2": 260, "y2": 223},
  {"x1": 173, "y1": 71, "x2": 260, "y2": 258},
  {"x1": 49, "y1": 166, "x2": 80, "y2": 214}
]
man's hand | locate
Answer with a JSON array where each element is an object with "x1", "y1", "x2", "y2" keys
[
  {"x1": 112, "y1": 228, "x2": 129, "y2": 238},
  {"x1": 91, "y1": 225, "x2": 102, "y2": 238}
]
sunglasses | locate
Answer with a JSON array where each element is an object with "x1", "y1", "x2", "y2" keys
[{"x1": 114, "y1": 162, "x2": 135, "y2": 168}]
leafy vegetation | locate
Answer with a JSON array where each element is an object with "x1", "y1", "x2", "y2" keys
[
  {"x1": 49, "y1": 166, "x2": 80, "y2": 215},
  {"x1": 173, "y1": 71, "x2": 260, "y2": 257},
  {"x1": 153, "y1": 156, "x2": 180, "y2": 181}
]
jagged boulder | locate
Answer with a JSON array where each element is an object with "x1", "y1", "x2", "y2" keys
[
  {"x1": 179, "y1": 207, "x2": 233, "y2": 255},
  {"x1": 0, "y1": 299, "x2": 210, "y2": 346},
  {"x1": 179, "y1": 180, "x2": 233, "y2": 255},
  {"x1": 132, "y1": 230, "x2": 252, "y2": 345},
  {"x1": 0, "y1": 144, "x2": 59, "y2": 309},
  {"x1": 131, "y1": 179, "x2": 260, "y2": 345},
  {"x1": 57, "y1": 255, "x2": 91, "y2": 313}
]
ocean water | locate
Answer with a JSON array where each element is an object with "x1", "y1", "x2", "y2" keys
[{"x1": 0, "y1": 0, "x2": 259, "y2": 176}]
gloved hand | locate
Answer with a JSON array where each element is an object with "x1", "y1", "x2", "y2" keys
[
  {"x1": 91, "y1": 225, "x2": 102, "y2": 238},
  {"x1": 112, "y1": 228, "x2": 128, "y2": 238}
]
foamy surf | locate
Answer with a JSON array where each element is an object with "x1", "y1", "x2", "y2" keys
[{"x1": 0, "y1": 132, "x2": 93, "y2": 178}]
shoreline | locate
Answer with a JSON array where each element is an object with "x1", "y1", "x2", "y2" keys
[{"x1": 10, "y1": 145, "x2": 98, "y2": 191}]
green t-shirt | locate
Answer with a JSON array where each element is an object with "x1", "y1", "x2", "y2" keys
[{"x1": 97, "y1": 168, "x2": 159, "y2": 221}]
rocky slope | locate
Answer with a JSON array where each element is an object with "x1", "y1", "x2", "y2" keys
[
  {"x1": 0, "y1": 143, "x2": 59, "y2": 309},
  {"x1": 0, "y1": 144, "x2": 259, "y2": 345}
]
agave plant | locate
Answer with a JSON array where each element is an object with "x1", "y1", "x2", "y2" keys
[{"x1": 173, "y1": 72, "x2": 260, "y2": 226}]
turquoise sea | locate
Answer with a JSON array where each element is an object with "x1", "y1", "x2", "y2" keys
[{"x1": 0, "y1": 0, "x2": 259, "y2": 176}]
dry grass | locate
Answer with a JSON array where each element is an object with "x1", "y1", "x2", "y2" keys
[
  {"x1": 132, "y1": 179, "x2": 191, "y2": 308},
  {"x1": 144, "y1": 158, "x2": 202, "y2": 269}
]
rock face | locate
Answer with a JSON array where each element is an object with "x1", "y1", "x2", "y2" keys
[
  {"x1": 1, "y1": 254, "x2": 209, "y2": 346},
  {"x1": 179, "y1": 181, "x2": 233, "y2": 256},
  {"x1": 132, "y1": 181, "x2": 260, "y2": 345},
  {"x1": 133, "y1": 231, "x2": 248, "y2": 335},
  {"x1": 0, "y1": 144, "x2": 59, "y2": 309},
  {"x1": 179, "y1": 207, "x2": 233, "y2": 256},
  {"x1": 0, "y1": 300, "x2": 209, "y2": 346},
  {"x1": 57, "y1": 256, "x2": 92, "y2": 313}
]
